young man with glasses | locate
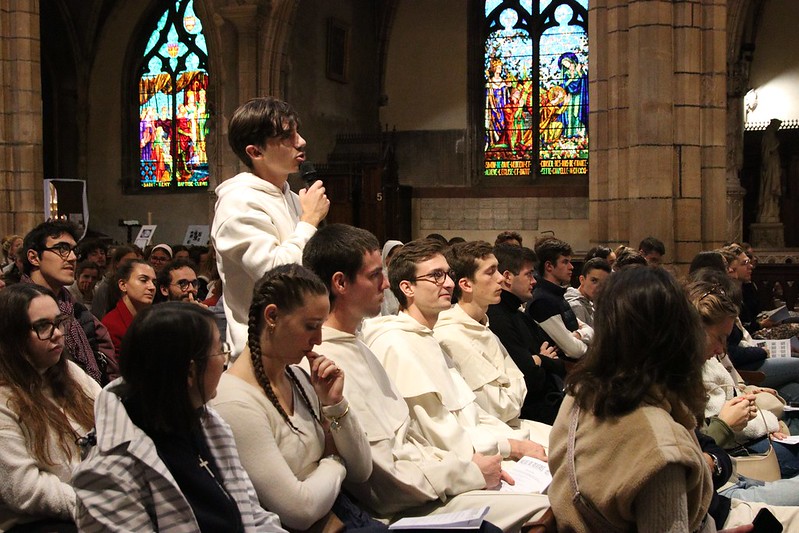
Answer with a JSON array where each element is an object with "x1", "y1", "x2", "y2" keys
[
  {"x1": 22, "y1": 220, "x2": 116, "y2": 385},
  {"x1": 303, "y1": 226, "x2": 549, "y2": 531},
  {"x1": 155, "y1": 258, "x2": 203, "y2": 304},
  {"x1": 362, "y1": 239, "x2": 549, "y2": 472}
]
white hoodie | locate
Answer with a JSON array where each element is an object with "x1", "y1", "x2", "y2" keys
[{"x1": 211, "y1": 173, "x2": 316, "y2": 355}]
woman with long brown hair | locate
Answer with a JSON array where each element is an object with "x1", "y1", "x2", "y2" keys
[
  {"x1": 0, "y1": 284, "x2": 99, "y2": 531},
  {"x1": 547, "y1": 267, "x2": 765, "y2": 532}
]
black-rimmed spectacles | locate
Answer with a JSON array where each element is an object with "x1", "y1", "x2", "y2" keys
[
  {"x1": 43, "y1": 243, "x2": 77, "y2": 260},
  {"x1": 172, "y1": 279, "x2": 200, "y2": 291},
  {"x1": 31, "y1": 314, "x2": 73, "y2": 340},
  {"x1": 413, "y1": 269, "x2": 455, "y2": 286}
]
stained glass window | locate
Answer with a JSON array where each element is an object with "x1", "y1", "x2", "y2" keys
[
  {"x1": 483, "y1": 0, "x2": 588, "y2": 177},
  {"x1": 138, "y1": 0, "x2": 209, "y2": 188}
]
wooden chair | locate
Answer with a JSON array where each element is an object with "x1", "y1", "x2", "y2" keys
[{"x1": 522, "y1": 507, "x2": 557, "y2": 533}]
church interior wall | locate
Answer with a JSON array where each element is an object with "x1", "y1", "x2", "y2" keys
[
  {"x1": 287, "y1": 0, "x2": 381, "y2": 164},
  {"x1": 381, "y1": 0, "x2": 589, "y2": 247},
  {"x1": 5, "y1": 0, "x2": 753, "y2": 257},
  {"x1": 83, "y1": 1, "x2": 209, "y2": 246}
]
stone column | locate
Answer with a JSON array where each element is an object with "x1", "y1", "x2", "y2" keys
[
  {"x1": 588, "y1": 0, "x2": 728, "y2": 267},
  {"x1": 0, "y1": 0, "x2": 45, "y2": 236}
]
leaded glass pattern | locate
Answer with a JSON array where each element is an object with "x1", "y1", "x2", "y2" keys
[
  {"x1": 483, "y1": 0, "x2": 588, "y2": 177},
  {"x1": 138, "y1": 0, "x2": 209, "y2": 188}
]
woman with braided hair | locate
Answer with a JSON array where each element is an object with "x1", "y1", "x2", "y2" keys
[{"x1": 213, "y1": 264, "x2": 380, "y2": 532}]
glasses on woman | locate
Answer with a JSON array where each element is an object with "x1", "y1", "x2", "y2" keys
[
  {"x1": 413, "y1": 269, "x2": 456, "y2": 286},
  {"x1": 30, "y1": 314, "x2": 73, "y2": 340},
  {"x1": 209, "y1": 342, "x2": 232, "y2": 370}
]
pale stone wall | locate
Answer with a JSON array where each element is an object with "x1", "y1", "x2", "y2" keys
[
  {"x1": 0, "y1": 0, "x2": 43, "y2": 237},
  {"x1": 589, "y1": 0, "x2": 728, "y2": 267}
]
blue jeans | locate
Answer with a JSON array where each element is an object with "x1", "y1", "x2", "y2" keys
[
  {"x1": 755, "y1": 357, "x2": 799, "y2": 391},
  {"x1": 721, "y1": 474, "x2": 799, "y2": 506}
]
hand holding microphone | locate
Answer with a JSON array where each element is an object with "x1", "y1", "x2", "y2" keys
[{"x1": 298, "y1": 161, "x2": 329, "y2": 227}]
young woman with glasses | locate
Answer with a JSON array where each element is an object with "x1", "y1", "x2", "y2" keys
[
  {"x1": 101, "y1": 259, "x2": 156, "y2": 363},
  {"x1": 73, "y1": 302, "x2": 285, "y2": 532},
  {"x1": 0, "y1": 284, "x2": 100, "y2": 532},
  {"x1": 213, "y1": 264, "x2": 384, "y2": 531}
]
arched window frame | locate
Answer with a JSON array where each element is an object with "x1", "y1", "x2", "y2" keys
[
  {"x1": 123, "y1": 0, "x2": 212, "y2": 194},
  {"x1": 469, "y1": 0, "x2": 589, "y2": 186}
]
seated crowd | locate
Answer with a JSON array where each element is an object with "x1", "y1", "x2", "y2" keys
[{"x1": 5, "y1": 219, "x2": 799, "y2": 532}]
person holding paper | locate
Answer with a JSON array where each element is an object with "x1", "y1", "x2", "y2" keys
[{"x1": 303, "y1": 225, "x2": 550, "y2": 532}]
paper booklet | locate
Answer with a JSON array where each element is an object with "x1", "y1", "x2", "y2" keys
[
  {"x1": 498, "y1": 456, "x2": 552, "y2": 494},
  {"x1": 389, "y1": 506, "x2": 489, "y2": 530},
  {"x1": 755, "y1": 338, "x2": 792, "y2": 359},
  {"x1": 761, "y1": 305, "x2": 791, "y2": 324}
]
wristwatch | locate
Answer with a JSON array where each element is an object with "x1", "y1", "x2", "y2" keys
[{"x1": 708, "y1": 453, "x2": 723, "y2": 477}]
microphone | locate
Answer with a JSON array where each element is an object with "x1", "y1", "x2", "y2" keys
[{"x1": 300, "y1": 161, "x2": 318, "y2": 189}]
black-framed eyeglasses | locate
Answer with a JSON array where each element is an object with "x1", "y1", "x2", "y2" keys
[
  {"x1": 31, "y1": 314, "x2": 73, "y2": 340},
  {"x1": 413, "y1": 269, "x2": 455, "y2": 286},
  {"x1": 43, "y1": 243, "x2": 77, "y2": 260},
  {"x1": 172, "y1": 279, "x2": 200, "y2": 291},
  {"x1": 209, "y1": 342, "x2": 232, "y2": 370}
]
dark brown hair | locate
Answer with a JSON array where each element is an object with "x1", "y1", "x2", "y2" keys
[
  {"x1": 445, "y1": 240, "x2": 494, "y2": 300},
  {"x1": 228, "y1": 97, "x2": 299, "y2": 168},
  {"x1": 566, "y1": 267, "x2": 707, "y2": 419},
  {"x1": 388, "y1": 238, "x2": 447, "y2": 309},
  {"x1": 248, "y1": 264, "x2": 328, "y2": 432}
]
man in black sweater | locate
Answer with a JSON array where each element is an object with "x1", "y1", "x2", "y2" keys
[
  {"x1": 525, "y1": 237, "x2": 592, "y2": 360},
  {"x1": 487, "y1": 244, "x2": 565, "y2": 424}
]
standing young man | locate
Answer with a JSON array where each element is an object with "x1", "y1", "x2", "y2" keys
[
  {"x1": 303, "y1": 225, "x2": 549, "y2": 531},
  {"x1": 212, "y1": 97, "x2": 329, "y2": 355}
]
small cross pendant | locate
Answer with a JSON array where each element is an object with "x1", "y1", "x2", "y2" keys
[{"x1": 198, "y1": 455, "x2": 215, "y2": 478}]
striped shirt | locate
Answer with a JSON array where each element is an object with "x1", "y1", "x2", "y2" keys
[{"x1": 72, "y1": 379, "x2": 286, "y2": 532}]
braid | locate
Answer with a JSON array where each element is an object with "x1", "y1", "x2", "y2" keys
[
  {"x1": 285, "y1": 367, "x2": 323, "y2": 425},
  {"x1": 247, "y1": 264, "x2": 329, "y2": 433},
  {"x1": 248, "y1": 287, "x2": 299, "y2": 432}
]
